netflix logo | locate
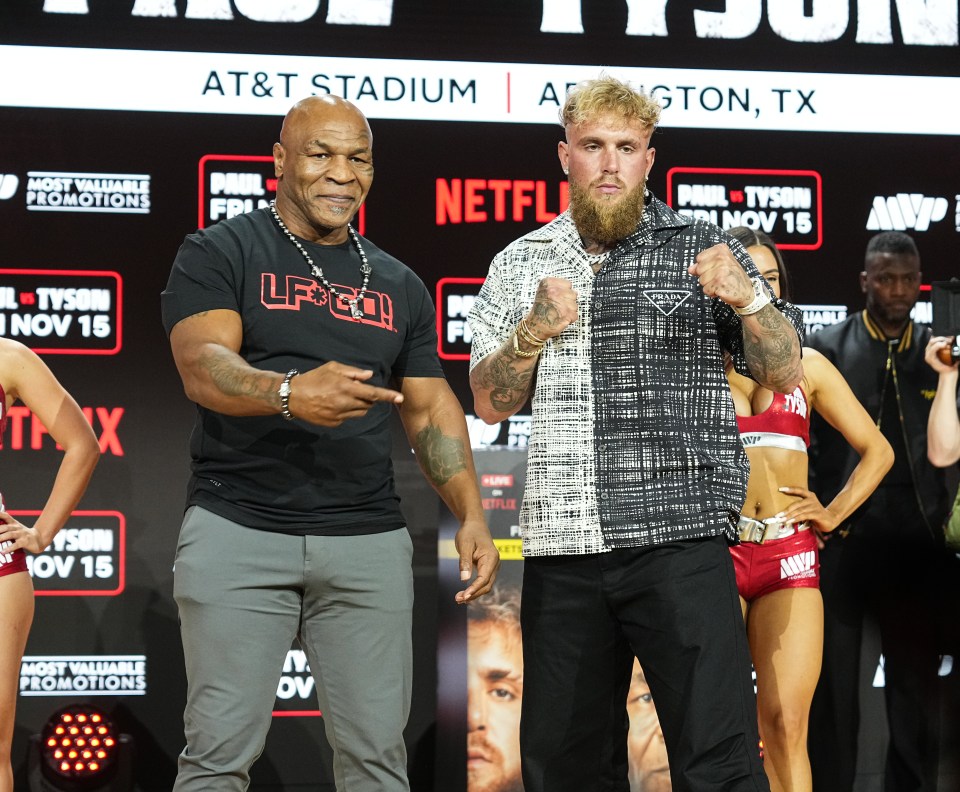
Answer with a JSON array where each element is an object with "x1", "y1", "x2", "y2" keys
[
  {"x1": 436, "y1": 179, "x2": 568, "y2": 225},
  {"x1": 1, "y1": 406, "x2": 125, "y2": 456}
]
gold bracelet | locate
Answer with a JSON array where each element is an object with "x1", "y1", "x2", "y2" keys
[
  {"x1": 512, "y1": 329, "x2": 542, "y2": 358},
  {"x1": 515, "y1": 318, "x2": 546, "y2": 355},
  {"x1": 517, "y1": 317, "x2": 547, "y2": 346}
]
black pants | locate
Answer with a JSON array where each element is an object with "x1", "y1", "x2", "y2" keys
[
  {"x1": 809, "y1": 494, "x2": 945, "y2": 792},
  {"x1": 519, "y1": 535, "x2": 769, "y2": 792}
]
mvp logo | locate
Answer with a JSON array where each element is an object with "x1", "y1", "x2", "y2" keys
[
  {"x1": 867, "y1": 194, "x2": 948, "y2": 232},
  {"x1": 780, "y1": 550, "x2": 816, "y2": 579},
  {"x1": 0, "y1": 174, "x2": 18, "y2": 200}
]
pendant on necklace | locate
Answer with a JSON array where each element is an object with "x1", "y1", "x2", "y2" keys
[{"x1": 268, "y1": 201, "x2": 372, "y2": 323}]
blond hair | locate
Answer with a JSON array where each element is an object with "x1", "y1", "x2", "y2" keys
[
  {"x1": 560, "y1": 73, "x2": 661, "y2": 132},
  {"x1": 468, "y1": 585, "x2": 521, "y2": 631}
]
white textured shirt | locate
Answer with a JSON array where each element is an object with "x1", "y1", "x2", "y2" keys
[{"x1": 468, "y1": 196, "x2": 804, "y2": 557}]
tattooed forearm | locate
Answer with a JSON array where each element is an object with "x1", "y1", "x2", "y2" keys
[
  {"x1": 200, "y1": 347, "x2": 279, "y2": 406},
  {"x1": 476, "y1": 352, "x2": 535, "y2": 391},
  {"x1": 415, "y1": 424, "x2": 467, "y2": 486},
  {"x1": 472, "y1": 348, "x2": 537, "y2": 413},
  {"x1": 742, "y1": 306, "x2": 803, "y2": 393}
]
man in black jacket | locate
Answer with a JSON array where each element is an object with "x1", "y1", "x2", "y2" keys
[{"x1": 806, "y1": 231, "x2": 950, "y2": 792}]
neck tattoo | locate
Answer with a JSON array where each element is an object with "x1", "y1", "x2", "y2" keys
[{"x1": 269, "y1": 200, "x2": 372, "y2": 319}]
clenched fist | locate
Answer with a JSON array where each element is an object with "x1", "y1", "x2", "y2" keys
[
  {"x1": 526, "y1": 277, "x2": 579, "y2": 339},
  {"x1": 688, "y1": 243, "x2": 755, "y2": 309}
]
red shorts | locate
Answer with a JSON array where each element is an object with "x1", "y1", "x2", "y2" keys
[
  {"x1": 0, "y1": 541, "x2": 27, "y2": 577},
  {"x1": 730, "y1": 528, "x2": 819, "y2": 603}
]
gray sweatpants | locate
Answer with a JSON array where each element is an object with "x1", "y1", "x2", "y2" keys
[{"x1": 172, "y1": 506, "x2": 414, "y2": 791}]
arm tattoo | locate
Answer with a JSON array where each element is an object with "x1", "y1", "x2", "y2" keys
[
  {"x1": 531, "y1": 298, "x2": 563, "y2": 330},
  {"x1": 742, "y1": 306, "x2": 801, "y2": 392},
  {"x1": 415, "y1": 424, "x2": 467, "y2": 486},
  {"x1": 200, "y1": 348, "x2": 279, "y2": 406},
  {"x1": 474, "y1": 348, "x2": 536, "y2": 413}
]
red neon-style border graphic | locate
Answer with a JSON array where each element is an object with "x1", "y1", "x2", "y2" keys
[
  {"x1": 436, "y1": 277, "x2": 485, "y2": 361},
  {"x1": 0, "y1": 269, "x2": 123, "y2": 355},
  {"x1": 9, "y1": 510, "x2": 126, "y2": 596},
  {"x1": 198, "y1": 154, "x2": 365, "y2": 235},
  {"x1": 665, "y1": 167, "x2": 823, "y2": 251}
]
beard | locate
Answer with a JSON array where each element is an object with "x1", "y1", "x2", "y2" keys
[
  {"x1": 568, "y1": 178, "x2": 647, "y2": 244},
  {"x1": 868, "y1": 297, "x2": 915, "y2": 331},
  {"x1": 467, "y1": 735, "x2": 523, "y2": 792},
  {"x1": 467, "y1": 770, "x2": 525, "y2": 792}
]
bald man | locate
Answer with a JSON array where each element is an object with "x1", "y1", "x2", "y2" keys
[{"x1": 162, "y1": 95, "x2": 499, "y2": 791}]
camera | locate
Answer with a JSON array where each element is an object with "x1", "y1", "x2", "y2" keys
[
  {"x1": 936, "y1": 341, "x2": 960, "y2": 366},
  {"x1": 931, "y1": 279, "x2": 960, "y2": 366}
]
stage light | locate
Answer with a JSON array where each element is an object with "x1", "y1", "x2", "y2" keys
[{"x1": 27, "y1": 705, "x2": 133, "y2": 792}]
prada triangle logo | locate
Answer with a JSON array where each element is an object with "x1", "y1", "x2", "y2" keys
[{"x1": 642, "y1": 289, "x2": 691, "y2": 316}]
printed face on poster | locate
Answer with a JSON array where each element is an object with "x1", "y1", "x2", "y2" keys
[{"x1": 438, "y1": 448, "x2": 674, "y2": 792}]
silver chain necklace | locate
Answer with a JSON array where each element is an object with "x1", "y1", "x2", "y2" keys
[{"x1": 269, "y1": 200, "x2": 372, "y2": 319}]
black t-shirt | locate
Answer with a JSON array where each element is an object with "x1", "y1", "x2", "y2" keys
[{"x1": 161, "y1": 207, "x2": 444, "y2": 534}]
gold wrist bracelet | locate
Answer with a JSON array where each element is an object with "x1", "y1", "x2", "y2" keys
[
  {"x1": 512, "y1": 329, "x2": 542, "y2": 358},
  {"x1": 517, "y1": 317, "x2": 547, "y2": 346}
]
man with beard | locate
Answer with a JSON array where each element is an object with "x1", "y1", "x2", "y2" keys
[
  {"x1": 467, "y1": 587, "x2": 524, "y2": 792},
  {"x1": 467, "y1": 74, "x2": 804, "y2": 792},
  {"x1": 806, "y1": 232, "x2": 952, "y2": 792}
]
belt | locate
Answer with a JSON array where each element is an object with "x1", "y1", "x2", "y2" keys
[{"x1": 737, "y1": 515, "x2": 807, "y2": 544}]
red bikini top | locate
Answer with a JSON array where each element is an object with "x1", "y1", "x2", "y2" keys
[{"x1": 736, "y1": 386, "x2": 810, "y2": 452}]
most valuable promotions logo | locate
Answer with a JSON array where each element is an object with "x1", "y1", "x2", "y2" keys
[
  {"x1": 24, "y1": 172, "x2": 151, "y2": 214},
  {"x1": 20, "y1": 655, "x2": 146, "y2": 697},
  {"x1": 798, "y1": 304, "x2": 847, "y2": 336}
]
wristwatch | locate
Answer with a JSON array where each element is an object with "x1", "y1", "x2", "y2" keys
[
  {"x1": 279, "y1": 368, "x2": 299, "y2": 421},
  {"x1": 733, "y1": 277, "x2": 771, "y2": 317}
]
